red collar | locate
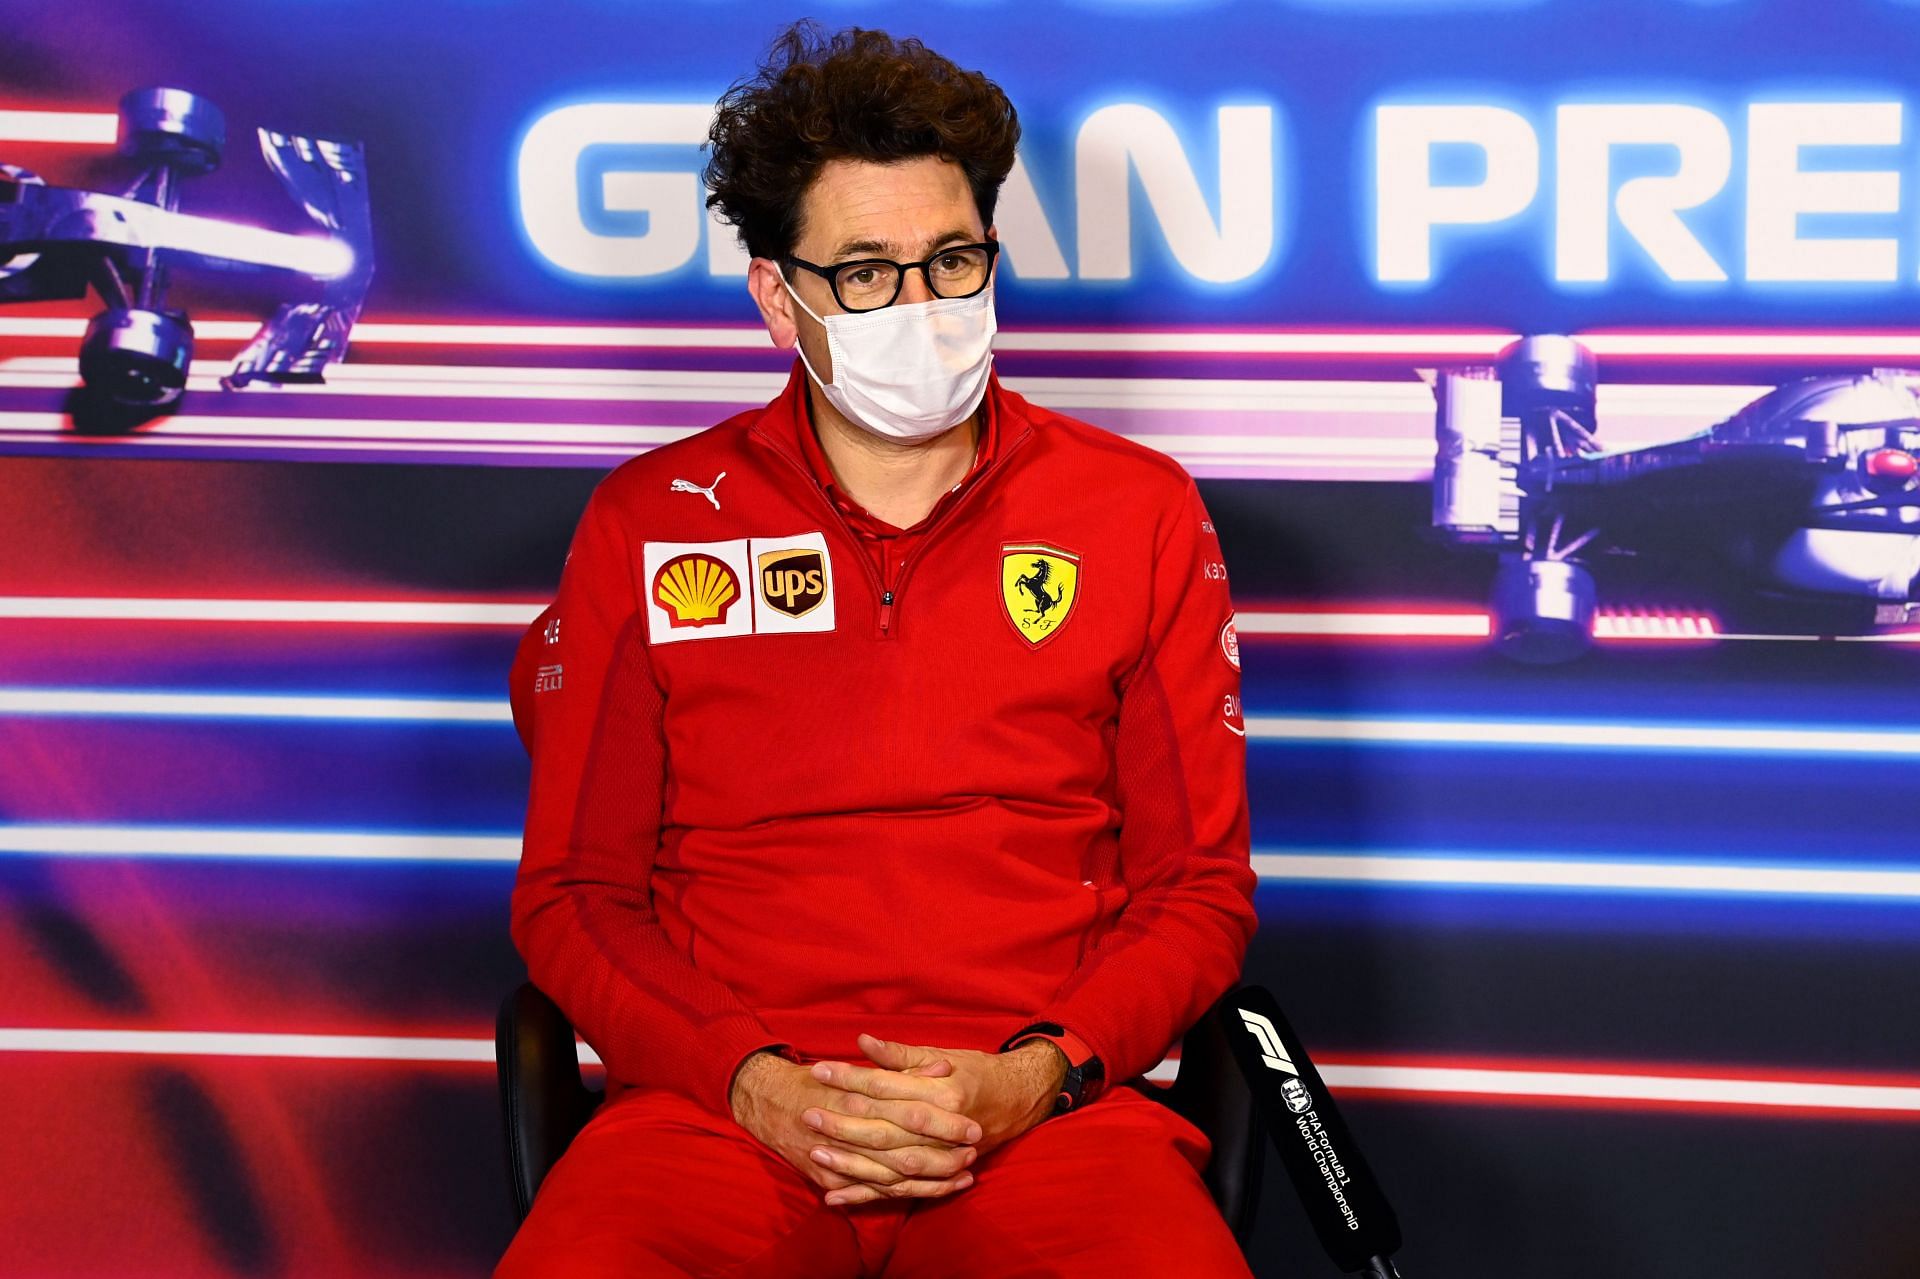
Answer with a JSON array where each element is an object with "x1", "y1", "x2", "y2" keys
[{"x1": 778, "y1": 358, "x2": 1002, "y2": 536}]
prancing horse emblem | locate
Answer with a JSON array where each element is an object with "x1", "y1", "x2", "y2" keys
[{"x1": 1000, "y1": 543, "x2": 1081, "y2": 645}]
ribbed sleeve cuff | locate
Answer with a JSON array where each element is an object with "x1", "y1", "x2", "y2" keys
[
  {"x1": 715, "y1": 1032, "x2": 798, "y2": 1120},
  {"x1": 1004, "y1": 1009, "x2": 1123, "y2": 1100}
]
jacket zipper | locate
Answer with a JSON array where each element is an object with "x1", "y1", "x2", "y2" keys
[
  {"x1": 753, "y1": 422, "x2": 1035, "y2": 638},
  {"x1": 757, "y1": 442, "x2": 894, "y2": 632},
  {"x1": 883, "y1": 432, "x2": 1026, "y2": 630}
]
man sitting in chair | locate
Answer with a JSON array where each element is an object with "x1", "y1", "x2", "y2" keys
[{"x1": 496, "y1": 21, "x2": 1257, "y2": 1278}]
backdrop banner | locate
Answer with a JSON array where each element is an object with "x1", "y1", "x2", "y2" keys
[{"x1": 2, "y1": 3, "x2": 1917, "y2": 1276}]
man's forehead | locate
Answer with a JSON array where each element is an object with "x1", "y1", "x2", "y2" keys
[{"x1": 797, "y1": 155, "x2": 982, "y2": 257}]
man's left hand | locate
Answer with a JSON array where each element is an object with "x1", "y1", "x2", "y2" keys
[{"x1": 802, "y1": 1033, "x2": 1067, "y2": 1206}]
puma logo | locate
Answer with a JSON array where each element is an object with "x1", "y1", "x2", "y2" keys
[{"x1": 670, "y1": 472, "x2": 726, "y2": 510}]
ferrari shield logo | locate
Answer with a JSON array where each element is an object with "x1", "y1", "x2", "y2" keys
[{"x1": 1001, "y1": 543, "x2": 1080, "y2": 645}]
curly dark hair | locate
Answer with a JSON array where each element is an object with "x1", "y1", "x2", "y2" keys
[{"x1": 703, "y1": 22, "x2": 1021, "y2": 263}]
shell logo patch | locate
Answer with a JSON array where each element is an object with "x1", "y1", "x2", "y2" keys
[
  {"x1": 652, "y1": 553, "x2": 740, "y2": 627},
  {"x1": 1001, "y1": 543, "x2": 1080, "y2": 646}
]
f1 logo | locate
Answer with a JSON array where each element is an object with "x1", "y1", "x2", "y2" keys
[{"x1": 1238, "y1": 1009, "x2": 1298, "y2": 1076}]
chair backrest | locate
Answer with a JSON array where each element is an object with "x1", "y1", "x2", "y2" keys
[
  {"x1": 1146, "y1": 987, "x2": 1265, "y2": 1244},
  {"x1": 495, "y1": 982, "x2": 603, "y2": 1219}
]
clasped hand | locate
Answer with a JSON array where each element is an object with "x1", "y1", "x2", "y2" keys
[{"x1": 730, "y1": 1032, "x2": 1064, "y2": 1209}]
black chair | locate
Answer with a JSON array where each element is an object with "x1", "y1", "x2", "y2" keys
[{"x1": 496, "y1": 982, "x2": 1266, "y2": 1254}]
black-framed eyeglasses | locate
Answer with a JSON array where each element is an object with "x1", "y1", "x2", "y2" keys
[{"x1": 784, "y1": 240, "x2": 1000, "y2": 313}]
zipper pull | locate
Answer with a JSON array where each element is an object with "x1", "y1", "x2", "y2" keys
[{"x1": 880, "y1": 589, "x2": 895, "y2": 632}]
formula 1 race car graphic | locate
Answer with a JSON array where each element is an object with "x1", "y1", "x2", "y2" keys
[
  {"x1": 1431, "y1": 335, "x2": 1920, "y2": 663},
  {"x1": 0, "y1": 86, "x2": 372, "y2": 415}
]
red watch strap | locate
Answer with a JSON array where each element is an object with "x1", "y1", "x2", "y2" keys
[
  {"x1": 1006, "y1": 1026, "x2": 1106, "y2": 1111},
  {"x1": 1011, "y1": 1027, "x2": 1094, "y2": 1068}
]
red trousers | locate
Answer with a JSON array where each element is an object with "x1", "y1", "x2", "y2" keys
[{"x1": 494, "y1": 1080, "x2": 1256, "y2": 1278}]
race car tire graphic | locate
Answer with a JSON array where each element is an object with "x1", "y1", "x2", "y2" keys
[
  {"x1": 1491, "y1": 554, "x2": 1598, "y2": 664},
  {"x1": 118, "y1": 86, "x2": 226, "y2": 174},
  {"x1": 79, "y1": 306, "x2": 195, "y2": 409},
  {"x1": 1497, "y1": 332, "x2": 1598, "y2": 433}
]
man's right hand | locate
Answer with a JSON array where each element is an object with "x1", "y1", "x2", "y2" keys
[{"x1": 728, "y1": 1050, "x2": 982, "y2": 1205}]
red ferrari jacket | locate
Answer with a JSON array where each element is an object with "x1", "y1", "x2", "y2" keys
[{"x1": 507, "y1": 360, "x2": 1256, "y2": 1121}]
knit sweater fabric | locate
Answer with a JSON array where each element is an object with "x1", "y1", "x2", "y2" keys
[{"x1": 507, "y1": 361, "x2": 1257, "y2": 1120}]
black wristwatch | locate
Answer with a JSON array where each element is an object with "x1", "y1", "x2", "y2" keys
[{"x1": 999, "y1": 1021, "x2": 1107, "y2": 1116}]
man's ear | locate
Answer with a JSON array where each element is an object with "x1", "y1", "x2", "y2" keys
[{"x1": 748, "y1": 257, "x2": 798, "y2": 351}]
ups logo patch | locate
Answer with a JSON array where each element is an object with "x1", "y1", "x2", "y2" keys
[{"x1": 757, "y1": 547, "x2": 828, "y2": 618}]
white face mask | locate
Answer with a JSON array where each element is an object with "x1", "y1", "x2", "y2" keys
[{"x1": 780, "y1": 269, "x2": 997, "y2": 442}]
